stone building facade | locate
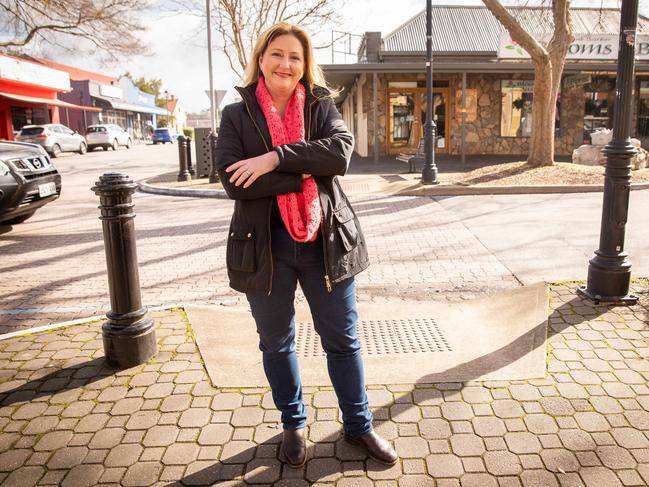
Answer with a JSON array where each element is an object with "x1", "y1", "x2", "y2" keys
[{"x1": 324, "y1": 6, "x2": 649, "y2": 160}]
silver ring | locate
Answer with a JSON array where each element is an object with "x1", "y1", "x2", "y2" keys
[{"x1": 244, "y1": 170, "x2": 251, "y2": 176}]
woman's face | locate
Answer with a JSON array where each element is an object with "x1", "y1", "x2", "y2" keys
[{"x1": 258, "y1": 34, "x2": 305, "y2": 96}]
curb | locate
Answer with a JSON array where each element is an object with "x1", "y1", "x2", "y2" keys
[
  {"x1": 398, "y1": 181, "x2": 649, "y2": 197},
  {"x1": 137, "y1": 180, "x2": 229, "y2": 199},
  {"x1": 137, "y1": 176, "x2": 649, "y2": 199}
]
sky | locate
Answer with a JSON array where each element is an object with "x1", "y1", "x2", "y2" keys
[{"x1": 17, "y1": 0, "x2": 649, "y2": 113}]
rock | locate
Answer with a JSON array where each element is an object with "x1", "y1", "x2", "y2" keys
[
  {"x1": 478, "y1": 94, "x2": 491, "y2": 106},
  {"x1": 632, "y1": 145, "x2": 649, "y2": 170},
  {"x1": 590, "y1": 129, "x2": 612, "y2": 146},
  {"x1": 572, "y1": 144, "x2": 605, "y2": 166}
]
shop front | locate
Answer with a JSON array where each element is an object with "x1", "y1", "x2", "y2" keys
[
  {"x1": 0, "y1": 54, "x2": 99, "y2": 140},
  {"x1": 323, "y1": 6, "x2": 649, "y2": 159}
]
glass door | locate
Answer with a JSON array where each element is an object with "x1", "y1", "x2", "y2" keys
[
  {"x1": 388, "y1": 91, "x2": 420, "y2": 153},
  {"x1": 420, "y1": 89, "x2": 449, "y2": 153}
]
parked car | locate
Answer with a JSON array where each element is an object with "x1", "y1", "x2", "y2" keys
[
  {"x1": 85, "y1": 124, "x2": 133, "y2": 151},
  {"x1": 0, "y1": 141, "x2": 62, "y2": 225},
  {"x1": 15, "y1": 124, "x2": 87, "y2": 158},
  {"x1": 152, "y1": 127, "x2": 178, "y2": 144}
]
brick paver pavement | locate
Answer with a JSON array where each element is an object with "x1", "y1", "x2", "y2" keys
[
  {"x1": 0, "y1": 189, "x2": 518, "y2": 334},
  {"x1": 0, "y1": 283, "x2": 648, "y2": 486}
]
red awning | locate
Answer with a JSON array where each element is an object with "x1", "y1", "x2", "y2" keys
[{"x1": 0, "y1": 91, "x2": 102, "y2": 111}]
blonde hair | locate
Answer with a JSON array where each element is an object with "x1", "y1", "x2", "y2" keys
[{"x1": 243, "y1": 22, "x2": 338, "y2": 98}]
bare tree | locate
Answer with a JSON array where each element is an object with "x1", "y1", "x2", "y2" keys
[
  {"x1": 483, "y1": 0, "x2": 574, "y2": 167},
  {"x1": 0, "y1": 0, "x2": 150, "y2": 61},
  {"x1": 180, "y1": 0, "x2": 345, "y2": 81}
]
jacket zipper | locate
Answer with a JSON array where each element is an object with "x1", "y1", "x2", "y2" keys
[
  {"x1": 321, "y1": 219, "x2": 332, "y2": 292},
  {"x1": 241, "y1": 96, "x2": 271, "y2": 152},
  {"x1": 308, "y1": 99, "x2": 332, "y2": 292},
  {"x1": 240, "y1": 93, "x2": 274, "y2": 295},
  {"x1": 267, "y1": 203, "x2": 273, "y2": 296}
]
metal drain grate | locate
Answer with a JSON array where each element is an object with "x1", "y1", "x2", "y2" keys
[
  {"x1": 296, "y1": 318, "x2": 452, "y2": 357},
  {"x1": 340, "y1": 182, "x2": 372, "y2": 193}
]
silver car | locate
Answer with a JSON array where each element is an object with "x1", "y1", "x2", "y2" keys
[
  {"x1": 16, "y1": 124, "x2": 87, "y2": 158},
  {"x1": 85, "y1": 124, "x2": 132, "y2": 152}
]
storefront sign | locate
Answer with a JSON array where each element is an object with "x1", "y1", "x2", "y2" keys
[
  {"x1": 99, "y1": 84, "x2": 123, "y2": 99},
  {"x1": 564, "y1": 74, "x2": 591, "y2": 89},
  {"x1": 0, "y1": 55, "x2": 70, "y2": 91},
  {"x1": 455, "y1": 89, "x2": 477, "y2": 122},
  {"x1": 502, "y1": 79, "x2": 535, "y2": 92},
  {"x1": 498, "y1": 32, "x2": 649, "y2": 61}
]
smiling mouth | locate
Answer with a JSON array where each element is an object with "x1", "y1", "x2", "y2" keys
[{"x1": 274, "y1": 72, "x2": 291, "y2": 78}]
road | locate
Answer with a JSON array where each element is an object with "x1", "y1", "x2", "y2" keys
[{"x1": 1, "y1": 143, "x2": 647, "y2": 334}]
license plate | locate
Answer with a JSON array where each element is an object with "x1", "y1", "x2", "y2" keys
[{"x1": 38, "y1": 182, "x2": 56, "y2": 197}]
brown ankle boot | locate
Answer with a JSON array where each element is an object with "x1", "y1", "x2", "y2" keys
[
  {"x1": 345, "y1": 431, "x2": 398, "y2": 465},
  {"x1": 281, "y1": 427, "x2": 306, "y2": 468}
]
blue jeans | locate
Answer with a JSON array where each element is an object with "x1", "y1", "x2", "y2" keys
[{"x1": 246, "y1": 224, "x2": 373, "y2": 436}]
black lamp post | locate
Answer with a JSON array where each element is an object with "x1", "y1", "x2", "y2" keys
[
  {"x1": 421, "y1": 0, "x2": 439, "y2": 185},
  {"x1": 578, "y1": 0, "x2": 639, "y2": 305}
]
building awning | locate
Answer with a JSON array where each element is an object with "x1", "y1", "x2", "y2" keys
[
  {"x1": 0, "y1": 91, "x2": 101, "y2": 111},
  {"x1": 91, "y1": 95, "x2": 169, "y2": 116}
]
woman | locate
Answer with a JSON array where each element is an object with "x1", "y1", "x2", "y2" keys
[{"x1": 215, "y1": 22, "x2": 398, "y2": 468}]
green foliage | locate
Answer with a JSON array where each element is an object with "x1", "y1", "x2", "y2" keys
[
  {"x1": 122, "y1": 71, "x2": 168, "y2": 108},
  {"x1": 182, "y1": 127, "x2": 194, "y2": 138}
]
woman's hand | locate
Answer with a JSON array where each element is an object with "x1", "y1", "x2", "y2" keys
[{"x1": 226, "y1": 151, "x2": 280, "y2": 188}]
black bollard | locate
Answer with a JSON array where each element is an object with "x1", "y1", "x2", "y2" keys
[
  {"x1": 186, "y1": 135, "x2": 196, "y2": 176},
  {"x1": 208, "y1": 130, "x2": 219, "y2": 183},
  {"x1": 92, "y1": 172, "x2": 157, "y2": 369},
  {"x1": 177, "y1": 135, "x2": 191, "y2": 182}
]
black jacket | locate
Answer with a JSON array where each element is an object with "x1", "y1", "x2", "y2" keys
[{"x1": 215, "y1": 81, "x2": 369, "y2": 295}]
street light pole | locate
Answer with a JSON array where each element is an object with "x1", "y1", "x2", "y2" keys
[
  {"x1": 578, "y1": 0, "x2": 639, "y2": 305},
  {"x1": 207, "y1": 0, "x2": 219, "y2": 183},
  {"x1": 421, "y1": 0, "x2": 439, "y2": 185}
]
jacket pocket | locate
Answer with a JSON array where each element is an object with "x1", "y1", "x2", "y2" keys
[
  {"x1": 333, "y1": 206, "x2": 358, "y2": 253},
  {"x1": 227, "y1": 229, "x2": 256, "y2": 272}
]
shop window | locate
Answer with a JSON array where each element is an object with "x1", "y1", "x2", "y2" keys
[
  {"x1": 637, "y1": 80, "x2": 649, "y2": 137},
  {"x1": 501, "y1": 80, "x2": 534, "y2": 137},
  {"x1": 501, "y1": 80, "x2": 561, "y2": 137},
  {"x1": 584, "y1": 79, "x2": 613, "y2": 133}
]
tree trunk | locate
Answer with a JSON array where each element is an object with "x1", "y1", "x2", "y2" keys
[
  {"x1": 527, "y1": 62, "x2": 555, "y2": 167},
  {"x1": 483, "y1": 0, "x2": 574, "y2": 168}
]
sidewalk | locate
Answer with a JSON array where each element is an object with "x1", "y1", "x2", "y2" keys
[
  {"x1": 0, "y1": 282, "x2": 648, "y2": 486},
  {"x1": 138, "y1": 154, "x2": 649, "y2": 199}
]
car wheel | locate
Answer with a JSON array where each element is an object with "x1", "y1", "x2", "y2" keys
[
  {"x1": 103, "y1": 146, "x2": 109, "y2": 151},
  {"x1": 50, "y1": 144, "x2": 61, "y2": 158},
  {"x1": 6, "y1": 211, "x2": 36, "y2": 225},
  {"x1": 126, "y1": 138, "x2": 132, "y2": 149},
  {"x1": 78, "y1": 142, "x2": 87, "y2": 155},
  {"x1": 112, "y1": 139, "x2": 118, "y2": 151}
]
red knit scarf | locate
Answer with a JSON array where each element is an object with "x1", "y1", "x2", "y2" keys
[{"x1": 255, "y1": 78, "x2": 321, "y2": 242}]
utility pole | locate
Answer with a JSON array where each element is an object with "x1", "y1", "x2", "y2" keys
[
  {"x1": 207, "y1": 0, "x2": 219, "y2": 183},
  {"x1": 421, "y1": 0, "x2": 439, "y2": 185}
]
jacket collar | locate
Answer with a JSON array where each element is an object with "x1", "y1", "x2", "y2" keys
[{"x1": 235, "y1": 80, "x2": 329, "y2": 109}]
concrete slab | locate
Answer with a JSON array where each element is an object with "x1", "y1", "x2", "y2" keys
[
  {"x1": 434, "y1": 191, "x2": 649, "y2": 284},
  {"x1": 187, "y1": 283, "x2": 548, "y2": 388}
]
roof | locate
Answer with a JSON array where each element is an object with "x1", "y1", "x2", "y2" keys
[
  {"x1": 28, "y1": 57, "x2": 118, "y2": 84},
  {"x1": 167, "y1": 98, "x2": 178, "y2": 113},
  {"x1": 381, "y1": 6, "x2": 649, "y2": 54}
]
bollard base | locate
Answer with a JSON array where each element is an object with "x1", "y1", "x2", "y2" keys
[
  {"x1": 177, "y1": 172, "x2": 191, "y2": 182},
  {"x1": 102, "y1": 313, "x2": 157, "y2": 369},
  {"x1": 577, "y1": 285, "x2": 638, "y2": 305},
  {"x1": 577, "y1": 257, "x2": 637, "y2": 305}
]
